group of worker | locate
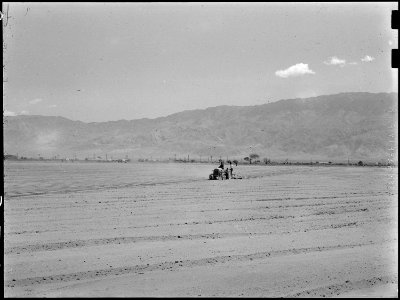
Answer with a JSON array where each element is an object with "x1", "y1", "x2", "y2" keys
[{"x1": 218, "y1": 160, "x2": 234, "y2": 179}]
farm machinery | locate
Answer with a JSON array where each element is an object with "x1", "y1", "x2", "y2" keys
[
  {"x1": 209, "y1": 168, "x2": 224, "y2": 180},
  {"x1": 208, "y1": 168, "x2": 242, "y2": 180}
]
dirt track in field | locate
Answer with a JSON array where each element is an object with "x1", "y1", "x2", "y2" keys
[{"x1": 4, "y1": 165, "x2": 398, "y2": 297}]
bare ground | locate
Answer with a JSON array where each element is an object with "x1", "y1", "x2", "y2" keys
[{"x1": 4, "y1": 166, "x2": 398, "y2": 297}]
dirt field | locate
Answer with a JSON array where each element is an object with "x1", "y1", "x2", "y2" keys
[{"x1": 4, "y1": 163, "x2": 398, "y2": 297}]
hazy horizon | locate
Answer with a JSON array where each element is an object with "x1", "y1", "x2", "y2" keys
[{"x1": 3, "y1": 2, "x2": 398, "y2": 122}]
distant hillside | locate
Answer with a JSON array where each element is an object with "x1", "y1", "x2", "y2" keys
[{"x1": 4, "y1": 92, "x2": 398, "y2": 163}]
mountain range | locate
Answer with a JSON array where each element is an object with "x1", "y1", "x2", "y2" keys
[{"x1": 3, "y1": 92, "x2": 398, "y2": 163}]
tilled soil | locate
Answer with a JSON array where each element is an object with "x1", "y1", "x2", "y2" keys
[{"x1": 4, "y1": 166, "x2": 398, "y2": 297}]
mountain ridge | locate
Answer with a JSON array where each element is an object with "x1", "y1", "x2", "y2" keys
[
  {"x1": 11, "y1": 91, "x2": 397, "y2": 124},
  {"x1": 4, "y1": 92, "x2": 398, "y2": 162}
]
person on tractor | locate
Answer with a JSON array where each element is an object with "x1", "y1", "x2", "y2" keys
[{"x1": 218, "y1": 159, "x2": 224, "y2": 169}]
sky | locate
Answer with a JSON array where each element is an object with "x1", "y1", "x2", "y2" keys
[{"x1": 3, "y1": 2, "x2": 398, "y2": 122}]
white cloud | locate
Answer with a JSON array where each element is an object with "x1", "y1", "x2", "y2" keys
[
  {"x1": 348, "y1": 62, "x2": 358, "y2": 65},
  {"x1": 4, "y1": 109, "x2": 17, "y2": 116},
  {"x1": 361, "y1": 55, "x2": 375, "y2": 62},
  {"x1": 275, "y1": 63, "x2": 315, "y2": 78},
  {"x1": 324, "y1": 56, "x2": 346, "y2": 66},
  {"x1": 29, "y1": 98, "x2": 43, "y2": 105},
  {"x1": 48, "y1": 104, "x2": 57, "y2": 108},
  {"x1": 20, "y1": 110, "x2": 30, "y2": 115}
]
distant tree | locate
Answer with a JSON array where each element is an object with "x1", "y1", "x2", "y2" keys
[
  {"x1": 358, "y1": 160, "x2": 364, "y2": 166},
  {"x1": 263, "y1": 157, "x2": 271, "y2": 164},
  {"x1": 249, "y1": 153, "x2": 259, "y2": 164},
  {"x1": 233, "y1": 159, "x2": 238, "y2": 166},
  {"x1": 249, "y1": 153, "x2": 259, "y2": 160},
  {"x1": 243, "y1": 157, "x2": 250, "y2": 163}
]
